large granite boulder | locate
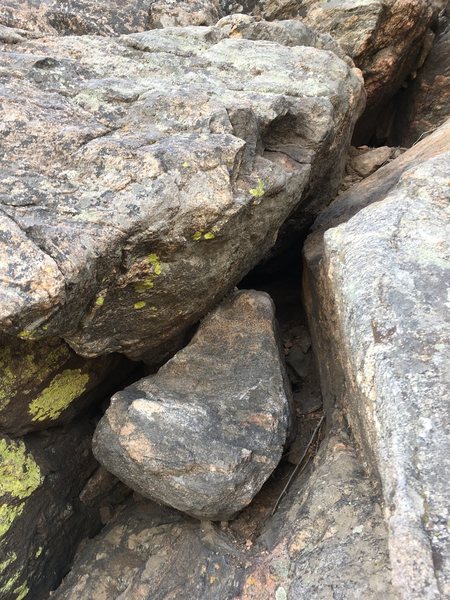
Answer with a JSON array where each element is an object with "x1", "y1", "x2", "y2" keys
[
  {"x1": 93, "y1": 290, "x2": 294, "y2": 520},
  {"x1": 53, "y1": 420, "x2": 394, "y2": 599},
  {"x1": 303, "y1": 121, "x2": 450, "y2": 599},
  {"x1": 0, "y1": 24, "x2": 364, "y2": 360},
  {"x1": 0, "y1": 336, "x2": 129, "y2": 437},
  {"x1": 149, "y1": 0, "x2": 223, "y2": 28},
  {"x1": 0, "y1": 420, "x2": 103, "y2": 600}
]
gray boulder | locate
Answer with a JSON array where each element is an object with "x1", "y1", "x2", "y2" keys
[
  {"x1": 0, "y1": 25, "x2": 364, "y2": 360},
  {"x1": 303, "y1": 121, "x2": 450, "y2": 599},
  {"x1": 93, "y1": 290, "x2": 294, "y2": 521}
]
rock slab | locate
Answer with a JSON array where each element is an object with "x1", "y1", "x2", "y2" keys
[
  {"x1": 0, "y1": 23, "x2": 364, "y2": 360},
  {"x1": 93, "y1": 290, "x2": 294, "y2": 521},
  {"x1": 303, "y1": 121, "x2": 450, "y2": 599}
]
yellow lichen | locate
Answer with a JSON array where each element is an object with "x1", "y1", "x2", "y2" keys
[
  {"x1": 134, "y1": 301, "x2": 146, "y2": 310},
  {"x1": 28, "y1": 369, "x2": 90, "y2": 422},
  {"x1": 135, "y1": 254, "x2": 162, "y2": 293},
  {"x1": 0, "y1": 439, "x2": 42, "y2": 538},
  {"x1": 95, "y1": 294, "x2": 105, "y2": 307},
  {"x1": 249, "y1": 179, "x2": 265, "y2": 198},
  {"x1": 203, "y1": 232, "x2": 215, "y2": 240},
  {"x1": 192, "y1": 231, "x2": 203, "y2": 241},
  {"x1": 35, "y1": 547, "x2": 43, "y2": 559}
]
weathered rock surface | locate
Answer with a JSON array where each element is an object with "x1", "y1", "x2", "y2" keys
[
  {"x1": 0, "y1": 336, "x2": 129, "y2": 437},
  {"x1": 303, "y1": 0, "x2": 440, "y2": 142},
  {"x1": 149, "y1": 0, "x2": 222, "y2": 28},
  {"x1": 398, "y1": 9, "x2": 450, "y2": 146},
  {"x1": 220, "y1": 0, "x2": 440, "y2": 142},
  {"x1": 93, "y1": 290, "x2": 294, "y2": 520},
  {"x1": 240, "y1": 422, "x2": 396, "y2": 599},
  {"x1": 303, "y1": 121, "x2": 450, "y2": 598},
  {"x1": 0, "y1": 0, "x2": 153, "y2": 36},
  {"x1": 0, "y1": 25, "x2": 363, "y2": 360},
  {"x1": 0, "y1": 420, "x2": 102, "y2": 600},
  {"x1": 54, "y1": 421, "x2": 395, "y2": 599},
  {"x1": 52, "y1": 498, "x2": 244, "y2": 600}
]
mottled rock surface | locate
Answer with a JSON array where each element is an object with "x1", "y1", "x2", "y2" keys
[
  {"x1": 52, "y1": 499, "x2": 244, "y2": 600},
  {"x1": 0, "y1": 336, "x2": 128, "y2": 437},
  {"x1": 240, "y1": 422, "x2": 396, "y2": 599},
  {"x1": 303, "y1": 121, "x2": 450, "y2": 599},
  {"x1": 54, "y1": 421, "x2": 394, "y2": 599},
  {"x1": 94, "y1": 290, "x2": 294, "y2": 520},
  {"x1": 149, "y1": 0, "x2": 222, "y2": 27},
  {"x1": 399, "y1": 10, "x2": 450, "y2": 146},
  {"x1": 0, "y1": 420, "x2": 102, "y2": 600},
  {"x1": 0, "y1": 25, "x2": 363, "y2": 360},
  {"x1": 0, "y1": 0, "x2": 153, "y2": 35},
  {"x1": 303, "y1": 0, "x2": 439, "y2": 142}
]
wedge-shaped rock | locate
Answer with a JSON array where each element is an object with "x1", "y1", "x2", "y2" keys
[
  {"x1": 93, "y1": 290, "x2": 294, "y2": 520},
  {"x1": 0, "y1": 25, "x2": 363, "y2": 360},
  {"x1": 303, "y1": 121, "x2": 450, "y2": 599}
]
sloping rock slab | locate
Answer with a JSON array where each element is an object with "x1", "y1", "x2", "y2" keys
[
  {"x1": 0, "y1": 25, "x2": 363, "y2": 360},
  {"x1": 93, "y1": 290, "x2": 294, "y2": 520},
  {"x1": 0, "y1": 420, "x2": 101, "y2": 600},
  {"x1": 303, "y1": 121, "x2": 450, "y2": 598}
]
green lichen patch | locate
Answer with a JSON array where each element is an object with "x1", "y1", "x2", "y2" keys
[
  {"x1": 192, "y1": 230, "x2": 216, "y2": 241},
  {"x1": 28, "y1": 369, "x2": 90, "y2": 422},
  {"x1": 134, "y1": 301, "x2": 146, "y2": 310},
  {"x1": 95, "y1": 294, "x2": 105, "y2": 307},
  {"x1": 134, "y1": 254, "x2": 162, "y2": 293},
  {"x1": 0, "y1": 439, "x2": 42, "y2": 538},
  {"x1": 0, "y1": 342, "x2": 72, "y2": 414},
  {"x1": 249, "y1": 179, "x2": 265, "y2": 198}
]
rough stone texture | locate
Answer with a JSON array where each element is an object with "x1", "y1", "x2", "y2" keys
[
  {"x1": 54, "y1": 421, "x2": 395, "y2": 599},
  {"x1": 398, "y1": 11, "x2": 450, "y2": 146},
  {"x1": 0, "y1": 336, "x2": 129, "y2": 437},
  {"x1": 149, "y1": 0, "x2": 223, "y2": 28},
  {"x1": 339, "y1": 144, "x2": 404, "y2": 192},
  {"x1": 303, "y1": 121, "x2": 450, "y2": 599},
  {"x1": 240, "y1": 422, "x2": 396, "y2": 599},
  {"x1": 0, "y1": 25, "x2": 363, "y2": 360},
  {"x1": 52, "y1": 498, "x2": 244, "y2": 600},
  {"x1": 94, "y1": 290, "x2": 294, "y2": 521},
  {"x1": 216, "y1": 13, "x2": 348, "y2": 60},
  {"x1": 302, "y1": 0, "x2": 438, "y2": 141},
  {"x1": 0, "y1": 420, "x2": 102, "y2": 600},
  {"x1": 0, "y1": 0, "x2": 153, "y2": 36}
]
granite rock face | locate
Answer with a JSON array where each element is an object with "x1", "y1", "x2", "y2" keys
[
  {"x1": 149, "y1": 0, "x2": 223, "y2": 28},
  {"x1": 0, "y1": 420, "x2": 102, "y2": 600},
  {"x1": 399, "y1": 10, "x2": 450, "y2": 146},
  {"x1": 0, "y1": 25, "x2": 363, "y2": 360},
  {"x1": 0, "y1": 336, "x2": 128, "y2": 437},
  {"x1": 93, "y1": 290, "x2": 294, "y2": 520},
  {"x1": 0, "y1": 0, "x2": 153, "y2": 36},
  {"x1": 51, "y1": 499, "x2": 244, "y2": 600},
  {"x1": 303, "y1": 121, "x2": 450, "y2": 599}
]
